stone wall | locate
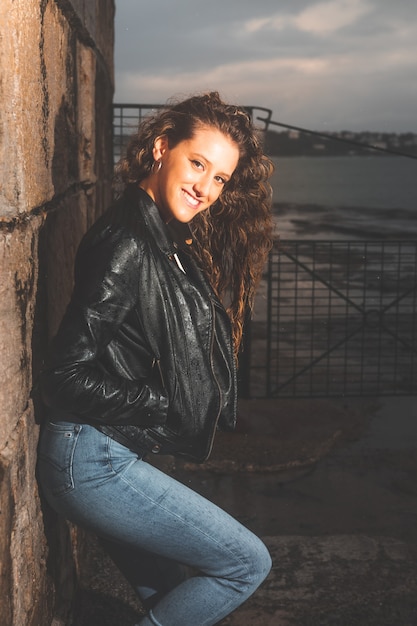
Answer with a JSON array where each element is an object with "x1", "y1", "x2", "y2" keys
[{"x1": 0, "y1": 1, "x2": 114, "y2": 624}]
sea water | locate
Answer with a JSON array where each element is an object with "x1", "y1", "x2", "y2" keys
[
  {"x1": 270, "y1": 155, "x2": 416, "y2": 210},
  {"x1": 269, "y1": 155, "x2": 417, "y2": 239}
]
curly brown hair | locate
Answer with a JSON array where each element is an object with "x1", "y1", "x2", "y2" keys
[{"x1": 115, "y1": 92, "x2": 274, "y2": 355}]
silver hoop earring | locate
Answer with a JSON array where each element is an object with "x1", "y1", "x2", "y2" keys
[{"x1": 152, "y1": 160, "x2": 162, "y2": 174}]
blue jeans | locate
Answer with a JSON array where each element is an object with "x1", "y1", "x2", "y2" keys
[{"x1": 37, "y1": 420, "x2": 272, "y2": 626}]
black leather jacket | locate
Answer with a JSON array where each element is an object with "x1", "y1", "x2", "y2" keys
[{"x1": 41, "y1": 186, "x2": 237, "y2": 463}]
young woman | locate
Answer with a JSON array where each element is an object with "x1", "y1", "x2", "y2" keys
[{"x1": 37, "y1": 92, "x2": 273, "y2": 626}]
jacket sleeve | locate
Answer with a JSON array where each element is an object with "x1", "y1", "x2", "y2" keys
[{"x1": 40, "y1": 228, "x2": 169, "y2": 426}]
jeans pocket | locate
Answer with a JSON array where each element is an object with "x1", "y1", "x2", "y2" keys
[{"x1": 38, "y1": 421, "x2": 82, "y2": 497}]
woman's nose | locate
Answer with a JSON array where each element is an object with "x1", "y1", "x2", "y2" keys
[{"x1": 193, "y1": 175, "x2": 211, "y2": 198}]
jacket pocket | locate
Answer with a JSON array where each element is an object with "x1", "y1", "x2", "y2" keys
[{"x1": 38, "y1": 421, "x2": 82, "y2": 497}]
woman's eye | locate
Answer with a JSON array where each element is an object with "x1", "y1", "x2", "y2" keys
[
  {"x1": 215, "y1": 175, "x2": 226, "y2": 185},
  {"x1": 192, "y1": 160, "x2": 203, "y2": 169}
]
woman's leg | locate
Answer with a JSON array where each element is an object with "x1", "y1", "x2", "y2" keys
[
  {"x1": 98, "y1": 536, "x2": 192, "y2": 610},
  {"x1": 37, "y1": 421, "x2": 272, "y2": 626}
]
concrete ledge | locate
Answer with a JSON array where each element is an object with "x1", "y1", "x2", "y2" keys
[
  {"x1": 180, "y1": 398, "x2": 378, "y2": 473},
  {"x1": 221, "y1": 534, "x2": 417, "y2": 625}
]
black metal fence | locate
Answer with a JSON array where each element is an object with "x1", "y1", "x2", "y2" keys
[
  {"x1": 112, "y1": 104, "x2": 417, "y2": 399},
  {"x1": 246, "y1": 240, "x2": 417, "y2": 398},
  {"x1": 113, "y1": 104, "x2": 162, "y2": 163},
  {"x1": 112, "y1": 103, "x2": 273, "y2": 164}
]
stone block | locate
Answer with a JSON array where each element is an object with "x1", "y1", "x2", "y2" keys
[
  {"x1": 0, "y1": 451, "x2": 14, "y2": 626},
  {"x1": 77, "y1": 42, "x2": 97, "y2": 183},
  {"x1": 94, "y1": 50, "x2": 115, "y2": 186},
  {"x1": 1, "y1": 407, "x2": 52, "y2": 626},
  {"x1": 94, "y1": 0, "x2": 116, "y2": 74},
  {"x1": 42, "y1": 0, "x2": 80, "y2": 198},
  {"x1": 0, "y1": 217, "x2": 42, "y2": 440},
  {"x1": 41, "y1": 190, "x2": 93, "y2": 338},
  {"x1": 68, "y1": 0, "x2": 115, "y2": 72},
  {"x1": 0, "y1": 1, "x2": 114, "y2": 219},
  {"x1": 0, "y1": 1, "x2": 64, "y2": 216}
]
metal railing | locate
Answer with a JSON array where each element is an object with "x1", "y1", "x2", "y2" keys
[
  {"x1": 112, "y1": 103, "x2": 273, "y2": 164},
  {"x1": 113, "y1": 104, "x2": 162, "y2": 163},
  {"x1": 246, "y1": 240, "x2": 417, "y2": 398}
]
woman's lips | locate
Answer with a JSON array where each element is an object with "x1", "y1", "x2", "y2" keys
[{"x1": 182, "y1": 189, "x2": 201, "y2": 209}]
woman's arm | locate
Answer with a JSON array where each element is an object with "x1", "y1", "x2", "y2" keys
[{"x1": 41, "y1": 227, "x2": 168, "y2": 426}]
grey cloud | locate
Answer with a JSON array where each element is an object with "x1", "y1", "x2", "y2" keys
[
  {"x1": 114, "y1": 0, "x2": 417, "y2": 131},
  {"x1": 115, "y1": 1, "x2": 314, "y2": 73}
]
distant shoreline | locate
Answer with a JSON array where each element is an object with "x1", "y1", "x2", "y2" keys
[{"x1": 263, "y1": 129, "x2": 417, "y2": 159}]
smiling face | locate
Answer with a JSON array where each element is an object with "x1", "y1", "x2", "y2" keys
[{"x1": 139, "y1": 126, "x2": 240, "y2": 223}]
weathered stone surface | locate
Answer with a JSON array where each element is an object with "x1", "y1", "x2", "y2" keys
[
  {"x1": 0, "y1": 218, "x2": 42, "y2": 440},
  {"x1": 0, "y1": 1, "x2": 62, "y2": 216},
  {"x1": 221, "y1": 534, "x2": 417, "y2": 625},
  {"x1": 0, "y1": 0, "x2": 114, "y2": 623},
  {"x1": 77, "y1": 43, "x2": 97, "y2": 183},
  {"x1": 41, "y1": 189, "x2": 92, "y2": 337},
  {"x1": 0, "y1": 0, "x2": 114, "y2": 219},
  {"x1": 0, "y1": 451, "x2": 14, "y2": 626},
  {"x1": 1, "y1": 406, "x2": 55, "y2": 626},
  {"x1": 63, "y1": 0, "x2": 115, "y2": 72}
]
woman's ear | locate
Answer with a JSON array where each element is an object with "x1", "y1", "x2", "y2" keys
[{"x1": 153, "y1": 135, "x2": 169, "y2": 161}]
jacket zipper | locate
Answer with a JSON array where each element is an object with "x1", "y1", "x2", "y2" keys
[{"x1": 203, "y1": 299, "x2": 237, "y2": 461}]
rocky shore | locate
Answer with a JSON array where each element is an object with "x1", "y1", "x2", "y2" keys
[{"x1": 273, "y1": 201, "x2": 417, "y2": 241}]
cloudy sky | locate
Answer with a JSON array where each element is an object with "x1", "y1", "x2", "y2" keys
[{"x1": 114, "y1": 0, "x2": 416, "y2": 133}]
